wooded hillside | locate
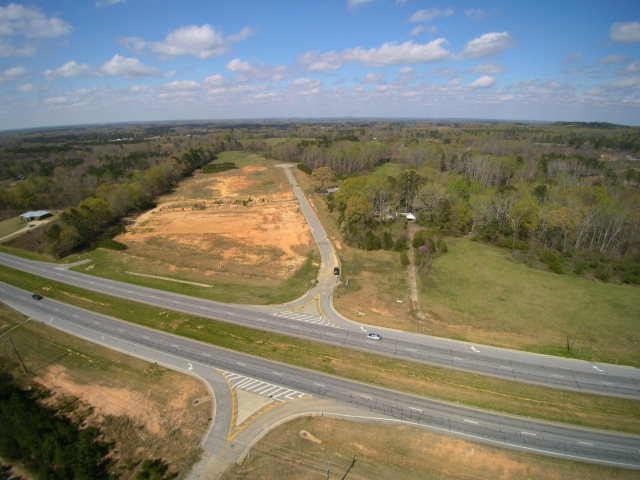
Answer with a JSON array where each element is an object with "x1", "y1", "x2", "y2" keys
[{"x1": 1, "y1": 120, "x2": 638, "y2": 282}]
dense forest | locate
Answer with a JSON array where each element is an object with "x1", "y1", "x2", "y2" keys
[
  {"x1": 1, "y1": 120, "x2": 639, "y2": 282},
  {"x1": 0, "y1": 372, "x2": 111, "y2": 479}
]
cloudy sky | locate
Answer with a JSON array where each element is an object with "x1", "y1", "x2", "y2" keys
[{"x1": 1, "y1": 0, "x2": 639, "y2": 130}]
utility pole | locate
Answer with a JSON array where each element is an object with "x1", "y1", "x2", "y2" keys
[{"x1": 340, "y1": 455, "x2": 357, "y2": 480}]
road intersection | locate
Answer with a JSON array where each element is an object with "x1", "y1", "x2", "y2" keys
[{"x1": 1, "y1": 164, "x2": 639, "y2": 476}]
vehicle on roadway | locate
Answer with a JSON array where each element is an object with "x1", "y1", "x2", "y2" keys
[
  {"x1": 367, "y1": 332, "x2": 382, "y2": 340},
  {"x1": 32, "y1": 293, "x2": 43, "y2": 300}
]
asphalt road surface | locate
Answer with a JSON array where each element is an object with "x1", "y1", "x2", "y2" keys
[
  {"x1": 2, "y1": 164, "x2": 640, "y2": 473},
  {"x1": 2, "y1": 282, "x2": 639, "y2": 471},
  {"x1": 1, "y1": 250, "x2": 639, "y2": 400}
]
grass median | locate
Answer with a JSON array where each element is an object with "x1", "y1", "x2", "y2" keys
[{"x1": 2, "y1": 263, "x2": 639, "y2": 435}]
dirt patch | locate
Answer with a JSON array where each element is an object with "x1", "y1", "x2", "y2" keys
[
  {"x1": 116, "y1": 162, "x2": 314, "y2": 282},
  {"x1": 38, "y1": 365, "x2": 167, "y2": 434}
]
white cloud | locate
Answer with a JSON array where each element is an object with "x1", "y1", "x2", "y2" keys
[
  {"x1": 45, "y1": 60, "x2": 93, "y2": 80},
  {"x1": 43, "y1": 95, "x2": 69, "y2": 105},
  {"x1": 599, "y1": 54, "x2": 626, "y2": 64},
  {"x1": 0, "y1": 38, "x2": 35, "y2": 57},
  {"x1": 564, "y1": 52, "x2": 582, "y2": 63},
  {"x1": 611, "y1": 77, "x2": 640, "y2": 90},
  {"x1": 203, "y1": 74, "x2": 227, "y2": 86},
  {"x1": 622, "y1": 61, "x2": 640, "y2": 74},
  {"x1": 0, "y1": 66, "x2": 26, "y2": 83},
  {"x1": 290, "y1": 77, "x2": 321, "y2": 94},
  {"x1": 0, "y1": 3, "x2": 71, "y2": 57},
  {"x1": 153, "y1": 24, "x2": 226, "y2": 58},
  {"x1": 292, "y1": 78, "x2": 321, "y2": 88},
  {"x1": 341, "y1": 39, "x2": 450, "y2": 67},
  {"x1": 298, "y1": 51, "x2": 343, "y2": 71},
  {"x1": 410, "y1": 25, "x2": 424, "y2": 37},
  {"x1": 470, "y1": 63, "x2": 505, "y2": 75},
  {"x1": 122, "y1": 24, "x2": 254, "y2": 59},
  {"x1": 17, "y1": 83, "x2": 37, "y2": 92},
  {"x1": 95, "y1": 0, "x2": 126, "y2": 7},
  {"x1": 470, "y1": 75, "x2": 496, "y2": 88},
  {"x1": 164, "y1": 80, "x2": 200, "y2": 90},
  {"x1": 226, "y1": 58, "x2": 253, "y2": 74},
  {"x1": 459, "y1": 32, "x2": 514, "y2": 59},
  {"x1": 347, "y1": 0, "x2": 374, "y2": 8},
  {"x1": 228, "y1": 27, "x2": 253, "y2": 43},
  {"x1": 362, "y1": 72, "x2": 384, "y2": 84},
  {"x1": 610, "y1": 22, "x2": 640, "y2": 43},
  {"x1": 0, "y1": 3, "x2": 72, "y2": 38},
  {"x1": 100, "y1": 55, "x2": 159, "y2": 78},
  {"x1": 409, "y1": 8, "x2": 454, "y2": 23}
]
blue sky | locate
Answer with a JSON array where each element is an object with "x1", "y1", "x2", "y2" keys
[{"x1": 0, "y1": 0, "x2": 639, "y2": 130}]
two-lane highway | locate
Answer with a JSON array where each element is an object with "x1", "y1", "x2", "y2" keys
[{"x1": 2, "y1": 282, "x2": 639, "y2": 470}]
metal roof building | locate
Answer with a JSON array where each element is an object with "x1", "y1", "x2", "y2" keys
[{"x1": 20, "y1": 210, "x2": 52, "y2": 221}]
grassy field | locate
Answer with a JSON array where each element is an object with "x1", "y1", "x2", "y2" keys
[
  {"x1": 0, "y1": 216, "x2": 25, "y2": 238},
  {"x1": 316, "y1": 186, "x2": 640, "y2": 366},
  {"x1": 0, "y1": 302, "x2": 208, "y2": 479},
  {"x1": 2, "y1": 264, "x2": 639, "y2": 435},
  {"x1": 421, "y1": 238, "x2": 640, "y2": 366},
  {"x1": 221, "y1": 417, "x2": 638, "y2": 480}
]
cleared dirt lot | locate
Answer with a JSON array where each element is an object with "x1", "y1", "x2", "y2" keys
[{"x1": 115, "y1": 157, "x2": 316, "y2": 285}]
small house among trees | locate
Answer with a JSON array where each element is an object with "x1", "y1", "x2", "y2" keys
[{"x1": 20, "y1": 210, "x2": 52, "y2": 221}]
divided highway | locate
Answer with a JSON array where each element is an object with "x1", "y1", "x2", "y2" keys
[
  {"x1": 2, "y1": 282, "x2": 639, "y2": 470},
  {"x1": 1, "y1": 250, "x2": 639, "y2": 399},
  {"x1": 1, "y1": 163, "x2": 639, "y2": 472}
]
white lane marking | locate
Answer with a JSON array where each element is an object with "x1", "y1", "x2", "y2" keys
[
  {"x1": 521, "y1": 431, "x2": 537, "y2": 436},
  {"x1": 578, "y1": 442, "x2": 593, "y2": 446},
  {"x1": 464, "y1": 419, "x2": 479, "y2": 425}
]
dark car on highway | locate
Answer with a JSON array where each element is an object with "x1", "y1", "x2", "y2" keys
[{"x1": 32, "y1": 293, "x2": 43, "y2": 300}]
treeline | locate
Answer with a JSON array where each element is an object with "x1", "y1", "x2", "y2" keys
[
  {"x1": 46, "y1": 148, "x2": 214, "y2": 257},
  {"x1": 1, "y1": 121, "x2": 638, "y2": 277},
  {"x1": 317, "y1": 148, "x2": 640, "y2": 283},
  {"x1": 0, "y1": 372, "x2": 111, "y2": 479}
]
